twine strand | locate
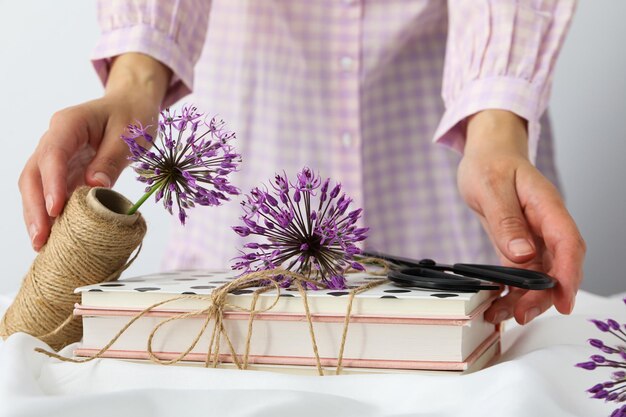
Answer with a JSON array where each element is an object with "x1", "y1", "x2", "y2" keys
[
  {"x1": 335, "y1": 278, "x2": 388, "y2": 375},
  {"x1": 296, "y1": 280, "x2": 324, "y2": 376},
  {"x1": 37, "y1": 245, "x2": 142, "y2": 343},
  {"x1": 206, "y1": 311, "x2": 220, "y2": 367},
  {"x1": 36, "y1": 262, "x2": 391, "y2": 375},
  {"x1": 242, "y1": 288, "x2": 267, "y2": 369}
]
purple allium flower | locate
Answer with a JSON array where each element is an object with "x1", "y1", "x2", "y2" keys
[
  {"x1": 591, "y1": 339, "x2": 607, "y2": 349},
  {"x1": 232, "y1": 167, "x2": 368, "y2": 289},
  {"x1": 589, "y1": 383, "x2": 605, "y2": 393},
  {"x1": 577, "y1": 361, "x2": 598, "y2": 370},
  {"x1": 577, "y1": 314, "x2": 626, "y2": 416},
  {"x1": 611, "y1": 405, "x2": 626, "y2": 417},
  {"x1": 592, "y1": 319, "x2": 612, "y2": 332},
  {"x1": 122, "y1": 106, "x2": 241, "y2": 224}
]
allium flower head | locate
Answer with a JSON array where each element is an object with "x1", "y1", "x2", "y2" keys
[
  {"x1": 232, "y1": 167, "x2": 368, "y2": 289},
  {"x1": 576, "y1": 313, "x2": 626, "y2": 416},
  {"x1": 122, "y1": 106, "x2": 241, "y2": 224}
]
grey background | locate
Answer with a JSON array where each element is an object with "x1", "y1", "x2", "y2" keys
[{"x1": 0, "y1": 1, "x2": 624, "y2": 295}]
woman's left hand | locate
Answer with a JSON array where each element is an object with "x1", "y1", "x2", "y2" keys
[{"x1": 457, "y1": 109, "x2": 586, "y2": 325}]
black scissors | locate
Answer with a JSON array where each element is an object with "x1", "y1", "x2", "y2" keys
[{"x1": 361, "y1": 250, "x2": 556, "y2": 293}]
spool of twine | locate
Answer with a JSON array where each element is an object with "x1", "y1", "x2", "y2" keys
[{"x1": 0, "y1": 186, "x2": 146, "y2": 350}]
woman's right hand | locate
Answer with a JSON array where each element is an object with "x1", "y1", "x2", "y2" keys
[{"x1": 19, "y1": 53, "x2": 171, "y2": 251}]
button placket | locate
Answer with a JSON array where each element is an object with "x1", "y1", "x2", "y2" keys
[
  {"x1": 337, "y1": 1, "x2": 361, "y2": 149},
  {"x1": 341, "y1": 132, "x2": 353, "y2": 148},
  {"x1": 340, "y1": 56, "x2": 354, "y2": 72},
  {"x1": 334, "y1": 0, "x2": 364, "y2": 227}
]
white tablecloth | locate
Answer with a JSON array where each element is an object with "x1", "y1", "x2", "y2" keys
[{"x1": 1, "y1": 291, "x2": 623, "y2": 417}]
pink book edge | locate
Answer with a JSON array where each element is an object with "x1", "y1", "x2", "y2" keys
[{"x1": 74, "y1": 330, "x2": 500, "y2": 371}]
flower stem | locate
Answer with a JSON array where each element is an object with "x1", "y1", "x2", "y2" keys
[{"x1": 128, "y1": 183, "x2": 162, "y2": 215}]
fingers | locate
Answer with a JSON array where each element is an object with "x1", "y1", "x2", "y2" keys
[
  {"x1": 485, "y1": 287, "x2": 554, "y2": 325},
  {"x1": 37, "y1": 141, "x2": 71, "y2": 218},
  {"x1": 513, "y1": 289, "x2": 555, "y2": 324},
  {"x1": 480, "y1": 169, "x2": 585, "y2": 324},
  {"x1": 18, "y1": 160, "x2": 51, "y2": 251},
  {"x1": 459, "y1": 111, "x2": 586, "y2": 324},
  {"x1": 482, "y1": 201, "x2": 584, "y2": 325},
  {"x1": 484, "y1": 287, "x2": 524, "y2": 324},
  {"x1": 84, "y1": 125, "x2": 132, "y2": 189},
  {"x1": 20, "y1": 142, "x2": 74, "y2": 251},
  {"x1": 19, "y1": 125, "x2": 81, "y2": 250},
  {"x1": 476, "y1": 165, "x2": 536, "y2": 265},
  {"x1": 40, "y1": 107, "x2": 99, "y2": 216},
  {"x1": 19, "y1": 96, "x2": 158, "y2": 251},
  {"x1": 19, "y1": 106, "x2": 101, "y2": 251},
  {"x1": 548, "y1": 237, "x2": 585, "y2": 314},
  {"x1": 84, "y1": 99, "x2": 159, "y2": 188},
  {"x1": 521, "y1": 182, "x2": 586, "y2": 314}
]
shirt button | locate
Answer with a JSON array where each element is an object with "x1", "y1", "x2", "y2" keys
[
  {"x1": 341, "y1": 132, "x2": 353, "y2": 147},
  {"x1": 339, "y1": 56, "x2": 354, "y2": 71}
]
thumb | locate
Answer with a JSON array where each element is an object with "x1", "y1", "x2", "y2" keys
[
  {"x1": 481, "y1": 183, "x2": 536, "y2": 264},
  {"x1": 85, "y1": 130, "x2": 131, "y2": 188}
]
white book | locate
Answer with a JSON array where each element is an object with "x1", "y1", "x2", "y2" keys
[
  {"x1": 76, "y1": 270, "x2": 496, "y2": 317},
  {"x1": 74, "y1": 270, "x2": 500, "y2": 371}
]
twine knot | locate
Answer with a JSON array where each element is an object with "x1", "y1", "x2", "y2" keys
[{"x1": 36, "y1": 265, "x2": 389, "y2": 376}]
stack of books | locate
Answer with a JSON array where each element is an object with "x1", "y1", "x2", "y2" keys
[{"x1": 73, "y1": 270, "x2": 501, "y2": 375}]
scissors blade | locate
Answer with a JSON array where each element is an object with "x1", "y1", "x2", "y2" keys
[
  {"x1": 388, "y1": 267, "x2": 499, "y2": 292},
  {"x1": 454, "y1": 263, "x2": 556, "y2": 290}
]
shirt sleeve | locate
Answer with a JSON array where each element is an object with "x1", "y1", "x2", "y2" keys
[
  {"x1": 433, "y1": 0, "x2": 576, "y2": 162},
  {"x1": 91, "y1": 0, "x2": 212, "y2": 107}
]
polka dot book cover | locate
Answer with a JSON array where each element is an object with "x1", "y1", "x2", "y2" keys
[{"x1": 73, "y1": 270, "x2": 501, "y2": 374}]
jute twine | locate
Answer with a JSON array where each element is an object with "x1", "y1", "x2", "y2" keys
[
  {"x1": 0, "y1": 186, "x2": 146, "y2": 350},
  {"x1": 37, "y1": 259, "x2": 390, "y2": 376}
]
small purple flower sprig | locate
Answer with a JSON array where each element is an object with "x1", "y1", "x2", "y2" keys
[
  {"x1": 232, "y1": 167, "x2": 368, "y2": 289},
  {"x1": 576, "y1": 299, "x2": 626, "y2": 417},
  {"x1": 122, "y1": 106, "x2": 241, "y2": 224}
]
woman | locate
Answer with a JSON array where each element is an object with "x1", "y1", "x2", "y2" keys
[{"x1": 18, "y1": 0, "x2": 585, "y2": 325}]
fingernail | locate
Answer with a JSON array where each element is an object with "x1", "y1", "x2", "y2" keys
[
  {"x1": 524, "y1": 307, "x2": 541, "y2": 324},
  {"x1": 508, "y1": 238, "x2": 534, "y2": 257},
  {"x1": 93, "y1": 172, "x2": 111, "y2": 187},
  {"x1": 493, "y1": 309, "x2": 510, "y2": 324},
  {"x1": 29, "y1": 224, "x2": 38, "y2": 246},
  {"x1": 45, "y1": 194, "x2": 54, "y2": 215}
]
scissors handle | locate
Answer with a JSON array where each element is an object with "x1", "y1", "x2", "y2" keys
[
  {"x1": 361, "y1": 250, "x2": 557, "y2": 291},
  {"x1": 453, "y1": 263, "x2": 556, "y2": 290}
]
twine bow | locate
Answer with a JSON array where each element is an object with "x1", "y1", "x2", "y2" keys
[{"x1": 37, "y1": 259, "x2": 390, "y2": 376}]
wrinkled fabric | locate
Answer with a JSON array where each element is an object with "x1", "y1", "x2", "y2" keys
[{"x1": 1, "y1": 290, "x2": 622, "y2": 417}]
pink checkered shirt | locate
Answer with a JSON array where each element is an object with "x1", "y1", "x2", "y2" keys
[{"x1": 92, "y1": 0, "x2": 575, "y2": 270}]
